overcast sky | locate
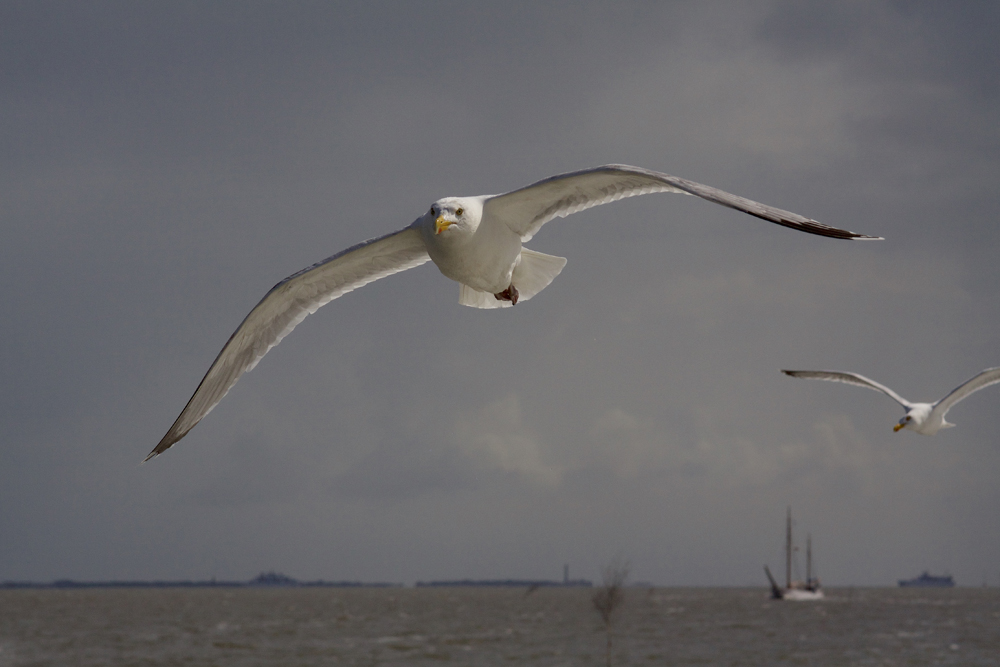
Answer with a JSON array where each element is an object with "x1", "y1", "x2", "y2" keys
[{"x1": 2, "y1": 1, "x2": 998, "y2": 587}]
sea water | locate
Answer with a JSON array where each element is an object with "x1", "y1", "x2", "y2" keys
[{"x1": 1, "y1": 586, "x2": 998, "y2": 665}]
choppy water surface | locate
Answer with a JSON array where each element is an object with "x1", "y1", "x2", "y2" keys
[{"x1": 1, "y1": 586, "x2": 998, "y2": 665}]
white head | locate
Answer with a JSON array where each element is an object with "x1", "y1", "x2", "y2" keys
[
  {"x1": 425, "y1": 196, "x2": 482, "y2": 238},
  {"x1": 893, "y1": 403, "x2": 937, "y2": 434}
]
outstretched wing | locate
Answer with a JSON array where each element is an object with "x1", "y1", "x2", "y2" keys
[
  {"x1": 483, "y1": 164, "x2": 881, "y2": 243},
  {"x1": 146, "y1": 225, "x2": 430, "y2": 460},
  {"x1": 781, "y1": 370, "x2": 912, "y2": 408},
  {"x1": 931, "y1": 367, "x2": 1000, "y2": 419}
]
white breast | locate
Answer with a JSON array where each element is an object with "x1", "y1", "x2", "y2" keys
[{"x1": 422, "y1": 207, "x2": 523, "y2": 294}]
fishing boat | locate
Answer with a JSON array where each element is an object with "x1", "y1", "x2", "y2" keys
[{"x1": 764, "y1": 507, "x2": 824, "y2": 600}]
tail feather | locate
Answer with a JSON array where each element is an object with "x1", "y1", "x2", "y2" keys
[
  {"x1": 458, "y1": 283, "x2": 512, "y2": 309},
  {"x1": 512, "y1": 248, "x2": 567, "y2": 301},
  {"x1": 457, "y1": 248, "x2": 567, "y2": 310}
]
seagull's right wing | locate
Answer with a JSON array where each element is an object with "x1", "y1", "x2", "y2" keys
[
  {"x1": 931, "y1": 367, "x2": 1000, "y2": 418},
  {"x1": 781, "y1": 370, "x2": 913, "y2": 408},
  {"x1": 483, "y1": 164, "x2": 882, "y2": 243},
  {"x1": 146, "y1": 225, "x2": 430, "y2": 461}
]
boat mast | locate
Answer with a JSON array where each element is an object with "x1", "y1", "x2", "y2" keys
[
  {"x1": 806, "y1": 533, "x2": 812, "y2": 584},
  {"x1": 785, "y1": 506, "x2": 792, "y2": 589}
]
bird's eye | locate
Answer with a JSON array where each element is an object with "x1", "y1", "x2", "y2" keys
[
  {"x1": 905, "y1": 416, "x2": 911, "y2": 421},
  {"x1": 456, "y1": 208, "x2": 464, "y2": 216},
  {"x1": 429, "y1": 206, "x2": 435, "y2": 215}
]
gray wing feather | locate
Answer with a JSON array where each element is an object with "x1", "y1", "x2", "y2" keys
[
  {"x1": 146, "y1": 225, "x2": 430, "y2": 460},
  {"x1": 781, "y1": 370, "x2": 913, "y2": 408},
  {"x1": 931, "y1": 367, "x2": 1000, "y2": 418},
  {"x1": 484, "y1": 164, "x2": 881, "y2": 242}
]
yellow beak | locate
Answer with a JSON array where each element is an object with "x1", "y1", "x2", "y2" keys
[
  {"x1": 435, "y1": 216, "x2": 454, "y2": 235},
  {"x1": 893, "y1": 423, "x2": 904, "y2": 432}
]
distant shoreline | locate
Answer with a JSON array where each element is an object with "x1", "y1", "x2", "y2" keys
[
  {"x1": 1, "y1": 571, "x2": 593, "y2": 590},
  {"x1": 1, "y1": 580, "x2": 402, "y2": 589},
  {"x1": 1, "y1": 579, "x2": 599, "y2": 590},
  {"x1": 1, "y1": 571, "x2": 401, "y2": 589},
  {"x1": 415, "y1": 579, "x2": 593, "y2": 588}
]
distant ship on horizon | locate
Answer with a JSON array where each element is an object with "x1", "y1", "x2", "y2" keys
[{"x1": 898, "y1": 571, "x2": 955, "y2": 588}]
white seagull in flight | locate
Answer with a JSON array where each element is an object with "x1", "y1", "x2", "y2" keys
[
  {"x1": 145, "y1": 164, "x2": 881, "y2": 460},
  {"x1": 782, "y1": 368, "x2": 1000, "y2": 435}
]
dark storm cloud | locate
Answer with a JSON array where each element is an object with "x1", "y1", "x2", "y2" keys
[
  {"x1": 760, "y1": 1, "x2": 1000, "y2": 99},
  {"x1": 1, "y1": 1, "x2": 998, "y2": 586}
]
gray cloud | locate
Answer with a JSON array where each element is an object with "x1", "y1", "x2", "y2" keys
[{"x1": 1, "y1": 1, "x2": 998, "y2": 587}]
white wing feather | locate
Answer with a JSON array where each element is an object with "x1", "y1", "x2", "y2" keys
[
  {"x1": 931, "y1": 367, "x2": 1000, "y2": 419},
  {"x1": 146, "y1": 225, "x2": 429, "y2": 460},
  {"x1": 483, "y1": 164, "x2": 881, "y2": 242},
  {"x1": 781, "y1": 370, "x2": 913, "y2": 408}
]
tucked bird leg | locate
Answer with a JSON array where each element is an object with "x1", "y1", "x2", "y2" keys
[{"x1": 494, "y1": 285, "x2": 519, "y2": 305}]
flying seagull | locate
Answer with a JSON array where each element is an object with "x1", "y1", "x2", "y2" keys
[
  {"x1": 782, "y1": 368, "x2": 1000, "y2": 435},
  {"x1": 145, "y1": 164, "x2": 881, "y2": 460}
]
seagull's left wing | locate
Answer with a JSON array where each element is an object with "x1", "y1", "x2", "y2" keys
[
  {"x1": 146, "y1": 225, "x2": 430, "y2": 461},
  {"x1": 483, "y1": 164, "x2": 881, "y2": 243},
  {"x1": 931, "y1": 367, "x2": 1000, "y2": 419}
]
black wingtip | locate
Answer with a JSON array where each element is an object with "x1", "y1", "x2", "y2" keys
[
  {"x1": 752, "y1": 211, "x2": 883, "y2": 241},
  {"x1": 143, "y1": 439, "x2": 171, "y2": 462},
  {"x1": 808, "y1": 224, "x2": 883, "y2": 241}
]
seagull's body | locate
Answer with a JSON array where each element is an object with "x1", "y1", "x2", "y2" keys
[
  {"x1": 782, "y1": 368, "x2": 1000, "y2": 435},
  {"x1": 146, "y1": 164, "x2": 880, "y2": 460}
]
